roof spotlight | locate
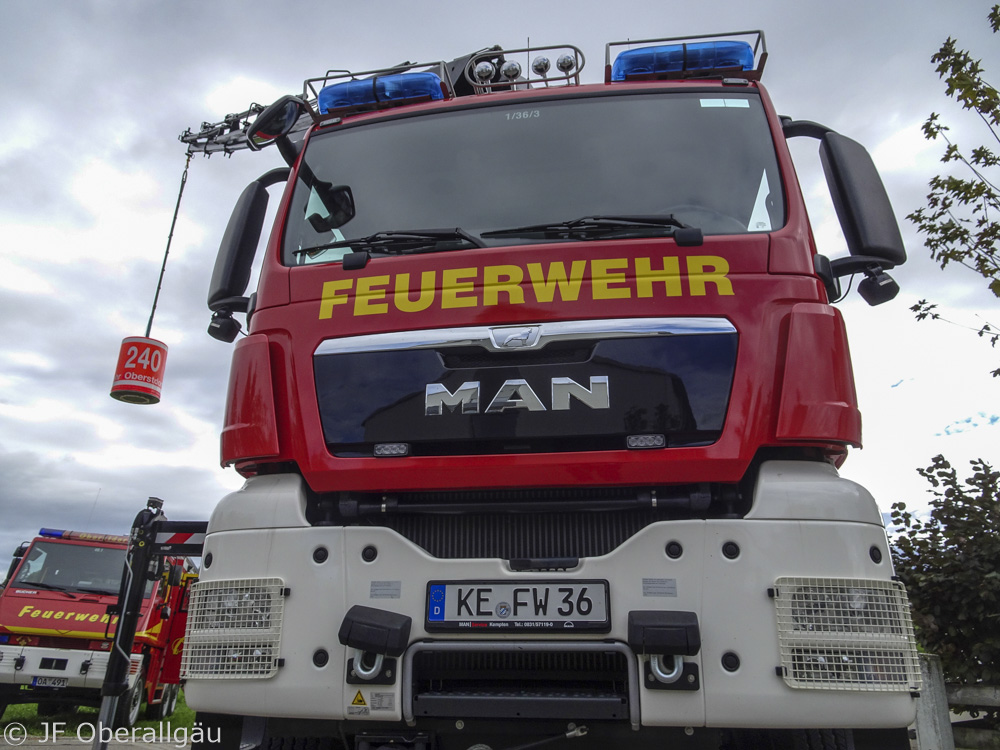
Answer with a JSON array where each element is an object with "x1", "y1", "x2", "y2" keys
[
  {"x1": 531, "y1": 56, "x2": 551, "y2": 77},
  {"x1": 500, "y1": 60, "x2": 522, "y2": 80},
  {"x1": 474, "y1": 61, "x2": 497, "y2": 83},
  {"x1": 556, "y1": 54, "x2": 576, "y2": 74}
]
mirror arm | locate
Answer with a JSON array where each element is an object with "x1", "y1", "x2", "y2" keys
[
  {"x1": 830, "y1": 255, "x2": 896, "y2": 278},
  {"x1": 814, "y1": 254, "x2": 841, "y2": 301},
  {"x1": 276, "y1": 137, "x2": 302, "y2": 167},
  {"x1": 210, "y1": 296, "x2": 250, "y2": 313},
  {"x1": 258, "y1": 167, "x2": 292, "y2": 189},
  {"x1": 781, "y1": 118, "x2": 833, "y2": 141}
]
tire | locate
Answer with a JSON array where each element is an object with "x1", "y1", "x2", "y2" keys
[
  {"x1": 36, "y1": 702, "x2": 76, "y2": 716},
  {"x1": 36, "y1": 701, "x2": 62, "y2": 716},
  {"x1": 727, "y1": 729, "x2": 783, "y2": 750},
  {"x1": 164, "y1": 683, "x2": 179, "y2": 716},
  {"x1": 729, "y1": 729, "x2": 855, "y2": 750},
  {"x1": 262, "y1": 739, "x2": 340, "y2": 750},
  {"x1": 113, "y1": 667, "x2": 145, "y2": 728},
  {"x1": 792, "y1": 729, "x2": 855, "y2": 750},
  {"x1": 146, "y1": 683, "x2": 179, "y2": 720},
  {"x1": 0, "y1": 702, "x2": 8, "y2": 720}
]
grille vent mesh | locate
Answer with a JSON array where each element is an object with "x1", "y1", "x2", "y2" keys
[
  {"x1": 181, "y1": 578, "x2": 285, "y2": 680},
  {"x1": 369, "y1": 509, "x2": 664, "y2": 559},
  {"x1": 773, "y1": 577, "x2": 921, "y2": 692}
]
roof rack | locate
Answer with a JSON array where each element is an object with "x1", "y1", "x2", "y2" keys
[
  {"x1": 179, "y1": 104, "x2": 268, "y2": 156},
  {"x1": 180, "y1": 32, "x2": 765, "y2": 155},
  {"x1": 180, "y1": 59, "x2": 457, "y2": 156}
]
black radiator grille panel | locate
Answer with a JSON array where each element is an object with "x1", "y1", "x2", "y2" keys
[
  {"x1": 414, "y1": 650, "x2": 627, "y2": 683},
  {"x1": 410, "y1": 649, "x2": 631, "y2": 719},
  {"x1": 364, "y1": 509, "x2": 663, "y2": 559}
]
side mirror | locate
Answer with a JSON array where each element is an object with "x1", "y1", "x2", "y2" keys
[
  {"x1": 3, "y1": 542, "x2": 29, "y2": 587},
  {"x1": 167, "y1": 563, "x2": 183, "y2": 587},
  {"x1": 207, "y1": 168, "x2": 290, "y2": 341},
  {"x1": 784, "y1": 120, "x2": 906, "y2": 307},
  {"x1": 208, "y1": 180, "x2": 268, "y2": 313},
  {"x1": 247, "y1": 96, "x2": 307, "y2": 151},
  {"x1": 307, "y1": 183, "x2": 356, "y2": 231},
  {"x1": 819, "y1": 132, "x2": 906, "y2": 269}
]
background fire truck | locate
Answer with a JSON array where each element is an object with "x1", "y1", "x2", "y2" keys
[{"x1": 0, "y1": 528, "x2": 194, "y2": 727}]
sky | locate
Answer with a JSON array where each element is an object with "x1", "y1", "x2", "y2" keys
[{"x1": 0, "y1": 0, "x2": 998, "y2": 556}]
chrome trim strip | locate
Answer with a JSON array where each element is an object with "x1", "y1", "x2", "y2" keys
[{"x1": 315, "y1": 317, "x2": 735, "y2": 356}]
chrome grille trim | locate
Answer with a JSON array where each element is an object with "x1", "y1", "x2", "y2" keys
[{"x1": 314, "y1": 317, "x2": 736, "y2": 356}]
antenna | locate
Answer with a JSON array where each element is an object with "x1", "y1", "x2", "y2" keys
[{"x1": 86, "y1": 487, "x2": 101, "y2": 528}]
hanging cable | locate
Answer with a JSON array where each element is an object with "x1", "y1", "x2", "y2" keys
[
  {"x1": 145, "y1": 153, "x2": 192, "y2": 338},
  {"x1": 833, "y1": 273, "x2": 856, "y2": 304}
]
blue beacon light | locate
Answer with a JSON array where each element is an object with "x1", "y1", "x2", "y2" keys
[
  {"x1": 318, "y1": 72, "x2": 445, "y2": 114},
  {"x1": 611, "y1": 40, "x2": 754, "y2": 81}
]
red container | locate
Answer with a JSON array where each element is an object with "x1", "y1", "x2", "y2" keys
[{"x1": 110, "y1": 337, "x2": 168, "y2": 404}]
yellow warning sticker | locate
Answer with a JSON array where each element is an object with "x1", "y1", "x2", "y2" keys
[{"x1": 352, "y1": 691, "x2": 367, "y2": 707}]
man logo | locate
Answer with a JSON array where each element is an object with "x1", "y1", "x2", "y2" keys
[
  {"x1": 425, "y1": 376, "x2": 609, "y2": 416},
  {"x1": 502, "y1": 330, "x2": 532, "y2": 347},
  {"x1": 490, "y1": 326, "x2": 541, "y2": 350}
]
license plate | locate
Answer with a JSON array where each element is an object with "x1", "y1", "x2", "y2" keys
[
  {"x1": 32, "y1": 676, "x2": 69, "y2": 688},
  {"x1": 426, "y1": 580, "x2": 609, "y2": 632}
]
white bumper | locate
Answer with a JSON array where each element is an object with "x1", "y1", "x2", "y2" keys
[
  {"x1": 183, "y1": 461, "x2": 919, "y2": 730},
  {"x1": 0, "y1": 645, "x2": 141, "y2": 691}
]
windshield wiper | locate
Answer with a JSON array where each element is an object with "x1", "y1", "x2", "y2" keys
[
  {"x1": 481, "y1": 215, "x2": 702, "y2": 245},
  {"x1": 295, "y1": 228, "x2": 486, "y2": 257},
  {"x1": 16, "y1": 581, "x2": 78, "y2": 598}
]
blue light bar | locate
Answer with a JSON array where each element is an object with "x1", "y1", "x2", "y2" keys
[
  {"x1": 611, "y1": 40, "x2": 754, "y2": 81},
  {"x1": 318, "y1": 72, "x2": 445, "y2": 114},
  {"x1": 37, "y1": 528, "x2": 129, "y2": 544}
]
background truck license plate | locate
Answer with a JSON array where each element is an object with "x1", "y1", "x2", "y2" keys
[{"x1": 32, "y1": 676, "x2": 69, "y2": 687}]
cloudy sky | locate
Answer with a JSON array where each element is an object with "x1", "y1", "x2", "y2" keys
[{"x1": 0, "y1": 0, "x2": 997, "y2": 556}]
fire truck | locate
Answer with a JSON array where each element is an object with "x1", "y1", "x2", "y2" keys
[
  {"x1": 0, "y1": 528, "x2": 194, "y2": 727},
  {"x1": 179, "y1": 32, "x2": 920, "y2": 750}
]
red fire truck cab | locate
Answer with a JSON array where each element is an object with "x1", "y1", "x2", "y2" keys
[{"x1": 180, "y1": 32, "x2": 918, "y2": 750}]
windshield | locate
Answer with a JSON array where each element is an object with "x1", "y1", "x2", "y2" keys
[
  {"x1": 283, "y1": 91, "x2": 785, "y2": 266},
  {"x1": 12, "y1": 541, "x2": 152, "y2": 597}
]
